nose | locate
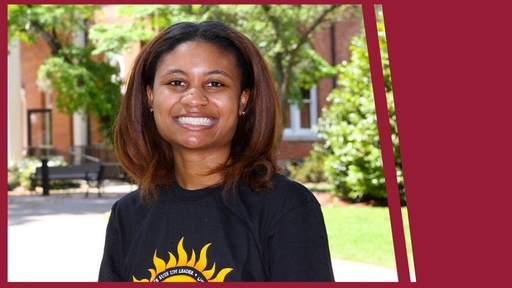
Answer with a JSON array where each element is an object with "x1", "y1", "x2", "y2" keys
[{"x1": 181, "y1": 88, "x2": 208, "y2": 107}]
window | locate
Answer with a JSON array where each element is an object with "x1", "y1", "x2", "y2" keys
[
  {"x1": 283, "y1": 86, "x2": 320, "y2": 140},
  {"x1": 26, "y1": 109, "x2": 54, "y2": 157}
]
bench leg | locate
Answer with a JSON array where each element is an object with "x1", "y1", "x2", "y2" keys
[
  {"x1": 85, "y1": 183, "x2": 90, "y2": 198},
  {"x1": 84, "y1": 184, "x2": 102, "y2": 197},
  {"x1": 97, "y1": 181, "x2": 104, "y2": 197}
]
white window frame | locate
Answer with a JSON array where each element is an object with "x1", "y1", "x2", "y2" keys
[{"x1": 283, "y1": 86, "x2": 321, "y2": 141}]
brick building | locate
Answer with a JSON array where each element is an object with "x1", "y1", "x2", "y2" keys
[{"x1": 7, "y1": 6, "x2": 362, "y2": 166}]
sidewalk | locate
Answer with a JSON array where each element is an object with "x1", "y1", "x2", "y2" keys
[{"x1": 7, "y1": 183, "x2": 407, "y2": 282}]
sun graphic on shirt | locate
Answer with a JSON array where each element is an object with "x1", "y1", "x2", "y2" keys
[{"x1": 132, "y1": 237, "x2": 233, "y2": 282}]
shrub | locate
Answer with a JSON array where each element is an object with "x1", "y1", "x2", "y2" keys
[
  {"x1": 286, "y1": 147, "x2": 328, "y2": 184},
  {"x1": 314, "y1": 10, "x2": 404, "y2": 205},
  {"x1": 8, "y1": 159, "x2": 20, "y2": 191}
]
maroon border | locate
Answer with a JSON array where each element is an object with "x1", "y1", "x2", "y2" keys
[{"x1": 7, "y1": 0, "x2": 511, "y2": 287}]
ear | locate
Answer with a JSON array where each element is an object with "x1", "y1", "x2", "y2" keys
[
  {"x1": 146, "y1": 86, "x2": 154, "y2": 109},
  {"x1": 239, "y1": 89, "x2": 249, "y2": 115}
]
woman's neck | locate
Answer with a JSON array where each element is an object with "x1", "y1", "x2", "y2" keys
[{"x1": 172, "y1": 149, "x2": 228, "y2": 190}]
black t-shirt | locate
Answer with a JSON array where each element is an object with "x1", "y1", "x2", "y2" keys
[{"x1": 98, "y1": 173, "x2": 334, "y2": 282}]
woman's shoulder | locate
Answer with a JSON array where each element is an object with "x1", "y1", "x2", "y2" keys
[
  {"x1": 230, "y1": 173, "x2": 321, "y2": 228},
  {"x1": 110, "y1": 189, "x2": 144, "y2": 214},
  {"x1": 237, "y1": 173, "x2": 318, "y2": 209},
  {"x1": 271, "y1": 173, "x2": 309, "y2": 191},
  {"x1": 269, "y1": 173, "x2": 318, "y2": 202}
]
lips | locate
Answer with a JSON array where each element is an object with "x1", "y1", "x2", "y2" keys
[{"x1": 176, "y1": 117, "x2": 214, "y2": 126}]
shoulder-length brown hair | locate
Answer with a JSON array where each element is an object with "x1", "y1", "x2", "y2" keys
[{"x1": 114, "y1": 21, "x2": 283, "y2": 204}]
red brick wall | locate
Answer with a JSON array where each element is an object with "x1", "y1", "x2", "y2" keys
[
  {"x1": 279, "y1": 141, "x2": 315, "y2": 160},
  {"x1": 280, "y1": 18, "x2": 362, "y2": 161},
  {"x1": 50, "y1": 93, "x2": 74, "y2": 153},
  {"x1": 313, "y1": 19, "x2": 362, "y2": 116},
  {"x1": 20, "y1": 31, "x2": 112, "y2": 155},
  {"x1": 21, "y1": 39, "x2": 50, "y2": 110},
  {"x1": 20, "y1": 39, "x2": 74, "y2": 155}
]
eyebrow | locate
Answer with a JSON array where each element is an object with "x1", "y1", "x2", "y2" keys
[
  {"x1": 162, "y1": 69, "x2": 233, "y2": 80},
  {"x1": 206, "y1": 69, "x2": 231, "y2": 79},
  {"x1": 163, "y1": 68, "x2": 185, "y2": 76}
]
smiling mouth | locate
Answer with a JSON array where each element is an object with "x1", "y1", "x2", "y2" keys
[{"x1": 177, "y1": 117, "x2": 214, "y2": 126}]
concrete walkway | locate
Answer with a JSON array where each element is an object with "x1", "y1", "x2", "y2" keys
[{"x1": 7, "y1": 183, "x2": 410, "y2": 282}]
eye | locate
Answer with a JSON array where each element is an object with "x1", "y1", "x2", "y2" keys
[
  {"x1": 167, "y1": 80, "x2": 186, "y2": 86},
  {"x1": 205, "y1": 81, "x2": 224, "y2": 88}
]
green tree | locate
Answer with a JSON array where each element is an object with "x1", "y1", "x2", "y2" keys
[
  {"x1": 8, "y1": 4, "x2": 364, "y2": 145},
  {"x1": 89, "y1": 4, "x2": 362, "y2": 107},
  {"x1": 8, "y1": 4, "x2": 123, "y2": 143},
  {"x1": 315, "y1": 9, "x2": 404, "y2": 204}
]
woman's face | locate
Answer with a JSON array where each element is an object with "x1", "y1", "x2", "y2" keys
[{"x1": 147, "y1": 41, "x2": 249, "y2": 154}]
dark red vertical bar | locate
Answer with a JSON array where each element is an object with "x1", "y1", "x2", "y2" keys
[
  {"x1": 1, "y1": 2, "x2": 8, "y2": 284},
  {"x1": 362, "y1": 3, "x2": 410, "y2": 283}
]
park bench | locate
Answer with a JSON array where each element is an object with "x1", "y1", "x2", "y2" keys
[
  {"x1": 31, "y1": 163, "x2": 102, "y2": 196},
  {"x1": 90, "y1": 162, "x2": 134, "y2": 197},
  {"x1": 31, "y1": 162, "x2": 135, "y2": 197}
]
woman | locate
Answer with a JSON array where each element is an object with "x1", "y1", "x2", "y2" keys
[{"x1": 98, "y1": 20, "x2": 334, "y2": 282}]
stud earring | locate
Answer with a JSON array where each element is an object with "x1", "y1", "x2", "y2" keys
[{"x1": 150, "y1": 108, "x2": 154, "y2": 112}]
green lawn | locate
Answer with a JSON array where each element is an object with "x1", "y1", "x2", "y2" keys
[{"x1": 322, "y1": 205, "x2": 415, "y2": 271}]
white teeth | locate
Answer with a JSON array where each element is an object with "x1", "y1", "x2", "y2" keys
[{"x1": 177, "y1": 117, "x2": 214, "y2": 126}]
